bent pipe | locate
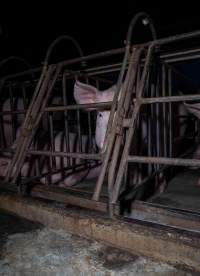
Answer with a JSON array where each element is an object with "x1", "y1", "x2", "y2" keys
[
  {"x1": 0, "y1": 56, "x2": 33, "y2": 77},
  {"x1": 126, "y1": 11, "x2": 157, "y2": 46},
  {"x1": 44, "y1": 35, "x2": 86, "y2": 68}
]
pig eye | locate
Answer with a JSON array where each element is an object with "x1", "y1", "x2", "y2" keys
[{"x1": 99, "y1": 113, "x2": 103, "y2": 118}]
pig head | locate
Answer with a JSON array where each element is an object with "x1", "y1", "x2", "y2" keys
[{"x1": 74, "y1": 81, "x2": 116, "y2": 149}]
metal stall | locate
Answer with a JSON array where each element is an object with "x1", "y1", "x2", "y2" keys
[{"x1": 1, "y1": 14, "x2": 200, "y2": 222}]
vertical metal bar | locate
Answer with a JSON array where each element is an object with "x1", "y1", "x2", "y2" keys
[
  {"x1": 162, "y1": 65, "x2": 167, "y2": 157},
  {"x1": 107, "y1": 48, "x2": 142, "y2": 195},
  {"x1": 22, "y1": 85, "x2": 28, "y2": 110},
  {"x1": 151, "y1": 82, "x2": 157, "y2": 173},
  {"x1": 111, "y1": 44, "x2": 154, "y2": 204},
  {"x1": 137, "y1": 63, "x2": 143, "y2": 181},
  {"x1": 168, "y1": 68, "x2": 172, "y2": 158},
  {"x1": 48, "y1": 112, "x2": 55, "y2": 185},
  {"x1": 85, "y1": 77, "x2": 92, "y2": 154},
  {"x1": 6, "y1": 65, "x2": 59, "y2": 183},
  {"x1": 87, "y1": 111, "x2": 92, "y2": 153},
  {"x1": 62, "y1": 74, "x2": 70, "y2": 166},
  {"x1": 77, "y1": 110, "x2": 82, "y2": 153},
  {"x1": 146, "y1": 74, "x2": 152, "y2": 176},
  {"x1": 5, "y1": 66, "x2": 52, "y2": 181},
  {"x1": 0, "y1": 80, "x2": 6, "y2": 148},
  {"x1": 155, "y1": 70, "x2": 160, "y2": 171},
  {"x1": 9, "y1": 85, "x2": 15, "y2": 142}
]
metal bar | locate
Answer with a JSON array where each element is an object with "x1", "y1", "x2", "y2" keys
[
  {"x1": 87, "y1": 112, "x2": 92, "y2": 153},
  {"x1": 140, "y1": 94, "x2": 200, "y2": 104},
  {"x1": 5, "y1": 65, "x2": 57, "y2": 182},
  {"x1": 168, "y1": 68, "x2": 173, "y2": 158},
  {"x1": 0, "y1": 48, "x2": 124, "y2": 83},
  {"x1": 49, "y1": 112, "x2": 55, "y2": 184},
  {"x1": 27, "y1": 150, "x2": 102, "y2": 160},
  {"x1": 165, "y1": 54, "x2": 200, "y2": 63},
  {"x1": 128, "y1": 155, "x2": 200, "y2": 167},
  {"x1": 2, "y1": 30, "x2": 200, "y2": 85},
  {"x1": 62, "y1": 74, "x2": 70, "y2": 166},
  {"x1": 92, "y1": 44, "x2": 132, "y2": 201},
  {"x1": 111, "y1": 44, "x2": 155, "y2": 204},
  {"x1": 0, "y1": 110, "x2": 26, "y2": 115},
  {"x1": 77, "y1": 110, "x2": 82, "y2": 153},
  {"x1": 44, "y1": 102, "x2": 113, "y2": 112},
  {"x1": 8, "y1": 86, "x2": 15, "y2": 142},
  {"x1": 155, "y1": 71, "x2": 160, "y2": 171},
  {"x1": 22, "y1": 85, "x2": 28, "y2": 110},
  {"x1": 108, "y1": 48, "x2": 143, "y2": 194},
  {"x1": 162, "y1": 65, "x2": 167, "y2": 157},
  {"x1": 4, "y1": 66, "x2": 50, "y2": 180}
]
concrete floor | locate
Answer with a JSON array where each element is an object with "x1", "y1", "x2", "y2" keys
[
  {"x1": 153, "y1": 169, "x2": 200, "y2": 211},
  {"x1": 0, "y1": 209, "x2": 197, "y2": 276}
]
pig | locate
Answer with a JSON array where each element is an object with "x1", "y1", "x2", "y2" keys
[
  {"x1": 0, "y1": 81, "x2": 116, "y2": 186},
  {"x1": 39, "y1": 132, "x2": 100, "y2": 186},
  {"x1": 1, "y1": 98, "x2": 25, "y2": 148},
  {"x1": 0, "y1": 123, "x2": 101, "y2": 187},
  {"x1": 0, "y1": 80, "x2": 144, "y2": 189},
  {"x1": 73, "y1": 81, "x2": 117, "y2": 149},
  {"x1": 73, "y1": 81, "x2": 147, "y2": 188}
]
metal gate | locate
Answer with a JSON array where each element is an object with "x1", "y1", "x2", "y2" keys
[{"x1": 1, "y1": 14, "x2": 200, "y2": 217}]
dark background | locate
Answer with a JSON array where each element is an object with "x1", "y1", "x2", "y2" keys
[{"x1": 0, "y1": 2, "x2": 200, "y2": 69}]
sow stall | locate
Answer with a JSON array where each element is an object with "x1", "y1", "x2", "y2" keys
[{"x1": 1, "y1": 16, "x2": 200, "y2": 227}]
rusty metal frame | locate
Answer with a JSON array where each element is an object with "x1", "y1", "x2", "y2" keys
[{"x1": 1, "y1": 19, "x2": 200, "y2": 222}]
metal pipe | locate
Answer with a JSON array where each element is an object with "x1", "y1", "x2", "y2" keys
[
  {"x1": 2, "y1": 42, "x2": 200, "y2": 85},
  {"x1": 126, "y1": 12, "x2": 157, "y2": 46},
  {"x1": 77, "y1": 110, "x2": 82, "y2": 153},
  {"x1": 128, "y1": 156, "x2": 200, "y2": 167},
  {"x1": 111, "y1": 44, "x2": 155, "y2": 204},
  {"x1": 8, "y1": 86, "x2": 15, "y2": 142},
  {"x1": 44, "y1": 102, "x2": 113, "y2": 112},
  {"x1": 62, "y1": 74, "x2": 70, "y2": 166},
  {"x1": 0, "y1": 56, "x2": 33, "y2": 76},
  {"x1": 27, "y1": 150, "x2": 102, "y2": 160},
  {"x1": 168, "y1": 69, "x2": 173, "y2": 158},
  {"x1": 140, "y1": 94, "x2": 200, "y2": 104},
  {"x1": 162, "y1": 65, "x2": 167, "y2": 157},
  {"x1": 43, "y1": 35, "x2": 86, "y2": 67}
]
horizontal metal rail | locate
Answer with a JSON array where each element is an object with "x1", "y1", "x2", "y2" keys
[
  {"x1": 44, "y1": 101, "x2": 113, "y2": 112},
  {"x1": 1, "y1": 29, "x2": 200, "y2": 85},
  {"x1": 2, "y1": 94, "x2": 200, "y2": 117},
  {"x1": 28, "y1": 150, "x2": 103, "y2": 160},
  {"x1": 0, "y1": 110, "x2": 26, "y2": 115},
  {"x1": 128, "y1": 156, "x2": 200, "y2": 167},
  {"x1": 140, "y1": 94, "x2": 200, "y2": 104}
]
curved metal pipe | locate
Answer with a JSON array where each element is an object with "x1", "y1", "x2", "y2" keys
[
  {"x1": 126, "y1": 12, "x2": 157, "y2": 46},
  {"x1": 44, "y1": 35, "x2": 86, "y2": 67},
  {"x1": 0, "y1": 56, "x2": 32, "y2": 74}
]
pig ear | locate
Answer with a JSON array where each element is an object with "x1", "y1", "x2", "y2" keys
[
  {"x1": 74, "y1": 81, "x2": 100, "y2": 104},
  {"x1": 184, "y1": 102, "x2": 200, "y2": 119}
]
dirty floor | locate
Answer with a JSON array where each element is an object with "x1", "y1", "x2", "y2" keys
[
  {"x1": 153, "y1": 169, "x2": 200, "y2": 212},
  {"x1": 0, "y1": 209, "x2": 198, "y2": 276}
]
